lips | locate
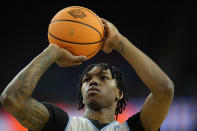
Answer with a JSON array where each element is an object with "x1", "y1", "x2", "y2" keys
[{"x1": 87, "y1": 87, "x2": 100, "y2": 94}]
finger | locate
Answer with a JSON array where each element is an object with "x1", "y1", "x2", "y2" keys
[
  {"x1": 103, "y1": 25, "x2": 110, "y2": 40},
  {"x1": 101, "y1": 42, "x2": 105, "y2": 50},
  {"x1": 66, "y1": 62, "x2": 82, "y2": 67},
  {"x1": 72, "y1": 55, "x2": 88, "y2": 62},
  {"x1": 56, "y1": 61, "x2": 82, "y2": 67},
  {"x1": 72, "y1": 62, "x2": 82, "y2": 66},
  {"x1": 102, "y1": 22, "x2": 107, "y2": 27},
  {"x1": 60, "y1": 48, "x2": 73, "y2": 56},
  {"x1": 101, "y1": 18, "x2": 109, "y2": 25},
  {"x1": 56, "y1": 61, "x2": 66, "y2": 67},
  {"x1": 101, "y1": 18, "x2": 113, "y2": 29},
  {"x1": 101, "y1": 18, "x2": 110, "y2": 28},
  {"x1": 103, "y1": 27, "x2": 108, "y2": 39},
  {"x1": 60, "y1": 48, "x2": 88, "y2": 61}
]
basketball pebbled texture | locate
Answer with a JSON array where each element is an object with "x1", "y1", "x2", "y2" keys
[{"x1": 48, "y1": 6, "x2": 104, "y2": 59}]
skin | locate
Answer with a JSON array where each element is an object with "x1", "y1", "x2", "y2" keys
[
  {"x1": 101, "y1": 18, "x2": 174, "y2": 131},
  {"x1": 0, "y1": 18, "x2": 174, "y2": 131},
  {"x1": 0, "y1": 44, "x2": 88, "y2": 131},
  {"x1": 81, "y1": 66, "x2": 122, "y2": 124}
]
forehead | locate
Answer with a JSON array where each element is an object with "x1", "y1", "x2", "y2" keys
[{"x1": 85, "y1": 66, "x2": 112, "y2": 76}]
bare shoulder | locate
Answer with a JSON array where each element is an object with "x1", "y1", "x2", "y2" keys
[{"x1": 12, "y1": 98, "x2": 49, "y2": 131}]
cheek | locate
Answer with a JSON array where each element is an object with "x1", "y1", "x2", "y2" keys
[
  {"x1": 102, "y1": 81, "x2": 117, "y2": 99},
  {"x1": 81, "y1": 83, "x2": 87, "y2": 98}
]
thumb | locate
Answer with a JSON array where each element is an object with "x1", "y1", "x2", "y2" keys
[
  {"x1": 102, "y1": 39, "x2": 112, "y2": 54},
  {"x1": 60, "y1": 48, "x2": 88, "y2": 61},
  {"x1": 72, "y1": 55, "x2": 88, "y2": 62}
]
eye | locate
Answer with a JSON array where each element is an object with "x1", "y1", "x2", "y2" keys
[
  {"x1": 83, "y1": 77, "x2": 91, "y2": 82},
  {"x1": 100, "y1": 76, "x2": 109, "y2": 80}
]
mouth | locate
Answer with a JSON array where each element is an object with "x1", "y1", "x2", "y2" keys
[{"x1": 87, "y1": 87, "x2": 100, "y2": 95}]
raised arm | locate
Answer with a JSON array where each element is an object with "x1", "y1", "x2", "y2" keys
[
  {"x1": 0, "y1": 44, "x2": 87, "y2": 130},
  {"x1": 101, "y1": 18, "x2": 174, "y2": 131}
]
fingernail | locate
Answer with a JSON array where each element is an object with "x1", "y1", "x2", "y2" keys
[{"x1": 82, "y1": 56, "x2": 88, "y2": 60}]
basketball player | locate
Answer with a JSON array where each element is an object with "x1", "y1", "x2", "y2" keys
[{"x1": 0, "y1": 18, "x2": 174, "y2": 131}]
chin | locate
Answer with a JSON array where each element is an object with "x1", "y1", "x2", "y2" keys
[{"x1": 86, "y1": 98, "x2": 103, "y2": 111}]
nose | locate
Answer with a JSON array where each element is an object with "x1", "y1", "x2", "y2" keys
[{"x1": 89, "y1": 77, "x2": 99, "y2": 86}]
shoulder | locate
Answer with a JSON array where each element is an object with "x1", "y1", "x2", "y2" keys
[
  {"x1": 41, "y1": 102, "x2": 69, "y2": 131},
  {"x1": 126, "y1": 112, "x2": 144, "y2": 131},
  {"x1": 127, "y1": 112, "x2": 161, "y2": 131}
]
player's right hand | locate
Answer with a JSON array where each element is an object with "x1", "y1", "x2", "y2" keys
[{"x1": 50, "y1": 44, "x2": 88, "y2": 67}]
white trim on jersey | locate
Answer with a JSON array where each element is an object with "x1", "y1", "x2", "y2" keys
[{"x1": 64, "y1": 117, "x2": 130, "y2": 131}]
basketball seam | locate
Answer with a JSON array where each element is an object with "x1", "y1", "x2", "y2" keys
[
  {"x1": 49, "y1": 7, "x2": 103, "y2": 57},
  {"x1": 50, "y1": 19, "x2": 103, "y2": 42},
  {"x1": 49, "y1": 32, "x2": 101, "y2": 57},
  {"x1": 48, "y1": 32, "x2": 102, "y2": 45},
  {"x1": 85, "y1": 42, "x2": 101, "y2": 57},
  {"x1": 69, "y1": 6, "x2": 104, "y2": 57}
]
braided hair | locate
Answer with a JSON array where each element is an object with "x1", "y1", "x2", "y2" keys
[{"x1": 77, "y1": 63, "x2": 128, "y2": 120}]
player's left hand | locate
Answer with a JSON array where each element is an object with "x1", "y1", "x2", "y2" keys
[{"x1": 101, "y1": 18, "x2": 122, "y2": 54}]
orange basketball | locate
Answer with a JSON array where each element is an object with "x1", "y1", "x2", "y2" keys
[{"x1": 48, "y1": 6, "x2": 104, "y2": 59}]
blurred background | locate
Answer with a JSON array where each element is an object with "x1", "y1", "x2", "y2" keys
[{"x1": 0, "y1": 1, "x2": 196, "y2": 131}]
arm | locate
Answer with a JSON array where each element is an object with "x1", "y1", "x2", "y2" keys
[
  {"x1": 102, "y1": 19, "x2": 174, "y2": 131},
  {"x1": 0, "y1": 44, "x2": 87, "y2": 130}
]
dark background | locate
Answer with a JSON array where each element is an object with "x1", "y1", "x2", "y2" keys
[{"x1": 0, "y1": 1, "x2": 196, "y2": 103}]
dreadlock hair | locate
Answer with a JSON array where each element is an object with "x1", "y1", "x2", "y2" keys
[{"x1": 77, "y1": 63, "x2": 128, "y2": 120}]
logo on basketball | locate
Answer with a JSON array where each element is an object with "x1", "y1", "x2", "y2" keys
[
  {"x1": 68, "y1": 9, "x2": 87, "y2": 18},
  {"x1": 48, "y1": 6, "x2": 104, "y2": 59}
]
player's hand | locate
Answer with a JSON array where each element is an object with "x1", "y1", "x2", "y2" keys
[
  {"x1": 101, "y1": 18, "x2": 122, "y2": 54},
  {"x1": 50, "y1": 44, "x2": 88, "y2": 67}
]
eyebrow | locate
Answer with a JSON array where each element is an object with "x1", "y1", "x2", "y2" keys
[{"x1": 84, "y1": 71, "x2": 110, "y2": 77}]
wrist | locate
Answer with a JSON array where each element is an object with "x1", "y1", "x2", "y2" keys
[
  {"x1": 114, "y1": 34, "x2": 125, "y2": 54},
  {"x1": 43, "y1": 44, "x2": 61, "y2": 62}
]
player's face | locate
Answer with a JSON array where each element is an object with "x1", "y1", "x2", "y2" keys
[{"x1": 81, "y1": 66, "x2": 119, "y2": 110}]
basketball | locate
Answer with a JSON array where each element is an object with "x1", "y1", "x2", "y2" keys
[{"x1": 48, "y1": 6, "x2": 104, "y2": 59}]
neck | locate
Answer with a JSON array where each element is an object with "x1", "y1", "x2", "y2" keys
[{"x1": 83, "y1": 106, "x2": 116, "y2": 124}]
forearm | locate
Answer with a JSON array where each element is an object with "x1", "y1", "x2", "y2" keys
[
  {"x1": 116, "y1": 35, "x2": 174, "y2": 96},
  {"x1": 1, "y1": 45, "x2": 58, "y2": 107}
]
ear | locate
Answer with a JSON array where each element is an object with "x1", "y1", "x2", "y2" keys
[
  {"x1": 119, "y1": 91, "x2": 123, "y2": 100},
  {"x1": 115, "y1": 90, "x2": 123, "y2": 101},
  {"x1": 118, "y1": 91, "x2": 123, "y2": 100}
]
